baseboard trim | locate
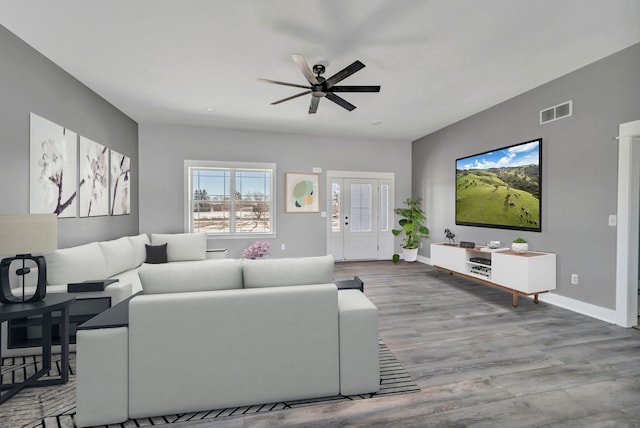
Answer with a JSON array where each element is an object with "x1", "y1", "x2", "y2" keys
[
  {"x1": 537, "y1": 292, "x2": 619, "y2": 325},
  {"x1": 420, "y1": 258, "x2": 621, "y2": 326}
]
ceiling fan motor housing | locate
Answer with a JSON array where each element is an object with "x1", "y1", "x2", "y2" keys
[{"x1": 312, "y1": 64, "x2": 326, "y2": 76}]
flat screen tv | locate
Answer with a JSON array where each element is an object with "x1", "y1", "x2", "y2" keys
[{"x1": 455, "y1": 138, "x2": 542, "y2": 232}]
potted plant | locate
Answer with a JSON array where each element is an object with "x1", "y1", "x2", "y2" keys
[
  {"x1": 392, "y1": 197, "x2": 430, "y2": 263},
  {"x1": 511, "y1": 237, "x2": 528, "y2": 253}
]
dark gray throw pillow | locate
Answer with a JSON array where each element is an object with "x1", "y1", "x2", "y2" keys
[{"x1": 145, "y1": 243, "x2": 168, "y2": 264}]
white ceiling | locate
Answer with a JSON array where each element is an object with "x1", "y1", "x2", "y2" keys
[{"x1": 1, "y1": 0, "x2": 639, "y2": 142}]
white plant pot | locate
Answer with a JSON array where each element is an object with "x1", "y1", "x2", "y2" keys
[
  {"x1": 511, "y1": 242, "x2": 529, "y2": 253},
  {"x1": 402, "y1": 247, "x2": 419, "y2": 262}
]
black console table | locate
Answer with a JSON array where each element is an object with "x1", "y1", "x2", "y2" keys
[{"x1": 0, "y1": 293, "x2": 75, "y2": 403}]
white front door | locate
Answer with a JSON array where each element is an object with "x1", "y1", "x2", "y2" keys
[{"x1": 328, "y1": 172, "x2": 394, "y2": 261}]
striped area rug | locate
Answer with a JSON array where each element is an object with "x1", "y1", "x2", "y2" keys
[{"x1": 1, "y1": 340, "x2": 419, "y2": 427}]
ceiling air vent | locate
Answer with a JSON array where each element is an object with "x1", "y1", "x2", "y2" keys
[{"x1": 540, "y1": 100, "x2": 573, "y2": 124}]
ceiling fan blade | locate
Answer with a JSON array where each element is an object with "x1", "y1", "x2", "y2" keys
[
  {"x1": 324, "y1": 60, "x2": 365, "y2": 88},
  {"x1": 308, "y1": 96, "x2": 321, "y2": 114},
  {"x1": 291, "y1": 54, "x2": 319, "y2": 85},
  {"x1": 258, "y1": 78, "x2": 311, "y2": 90},
  {"x1": 271, "y1": 90, "x2": 311, "y2": 105},
  {"x1": 325, "y1": 93, "x2": 356, "y2": 111},
  {"x1": 329, "y1": 85, "x2": 381, "y2": 93}
]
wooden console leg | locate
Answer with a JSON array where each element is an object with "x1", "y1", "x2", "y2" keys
[
  {"x1": 534, "y1": 294, "x2": 539, "y2": 304},
  {"x1": 512, "y1": 291, "x2": 518, "y2": 307}
]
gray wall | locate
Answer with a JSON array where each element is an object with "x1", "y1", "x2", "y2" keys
[
  {"x1": 413, "y1": 42, "x2": 640, "y2": 309},
  {"x1": 0, "y1": 25, "x2": 139, "y2": 249},
  {"x1": 139, "y1": 124, "x2": 411, "y2": 258}
]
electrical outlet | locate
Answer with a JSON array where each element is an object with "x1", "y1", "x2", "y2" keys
[
  {"x1": 571, "y1": 274, "x2": 579, "y2": 285},
  {"x1": 281, "y1": 243, "x2": 285, "y2": 250}
]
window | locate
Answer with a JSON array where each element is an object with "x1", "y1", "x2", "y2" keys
[
  {"x1": 185, "y1": 161, "x2": 275, "y2": 236},
  {"x1": 331, "y1": 182, "x2": 341, "y2": 233},
  {"x1": 349, "y1": 183, "x2": 372, "y2": 232}
]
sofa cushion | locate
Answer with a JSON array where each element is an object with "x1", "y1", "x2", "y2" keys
[
  {"x1": 45, "y1": 242, "x2": 108, "y2": 285},
  {"x1": 150, "y1": 233, "x2": 207, "y2": 262},
  {"x1": 128, "y1": 233, "x2": 150, "y2": 267},
  {"x1": 242, "y1": 255, "x2": 334, "y2": 288},
  {"x1": 138, "y1": 259, "x2": 243, "y2": 294},
  {"x1": 99, "y1": 237, "x2": 136, "y2": 277},
  {"x1": 145, "y1": 244, "x2": 168, "y2": 264}
]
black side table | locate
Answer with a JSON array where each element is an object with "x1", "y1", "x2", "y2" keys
[
  {"x1": 0, "y1": 293, "x2": 75, "y2": 404},
  {"x1": 335, "y1": 276, "x2": 364, "y2": 292}
]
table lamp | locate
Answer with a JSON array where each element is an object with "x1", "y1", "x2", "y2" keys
[{"x1": 0, "y1": 214, "x2": 57, "y2": 304}]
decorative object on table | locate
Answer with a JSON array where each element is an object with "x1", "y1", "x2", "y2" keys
[
  {"x1": 285, "y1": 172, "x2": 319, "y2": 213},
  {"x1": 0, "y1": 214, "x2": 57, "y2": 303},
  {"x1": 391, "y1": 197, "x2": 429, "y2": 263},
  {"x1": 460, "y1": 241, "x2": 475, "y2": 249},
  {"x1": 110, "y1": 149, "x2": 131, "y2": 215},
  {"x1": 243, "y1": 241, "x2": 272, "y2": 259},
  {"x1": 511, "y1": 237, "x2": 529, "y2": 253},
  {"x1": 29, "y1": 113, "x2": 78, "y2": 218},
  {"x1": 488, "y1": 240, "x2": 501, "y2": 249},
  {"x1": 79, "y1": 136, "x2": 109, "y2": 217},
  {"x1": 444, "y1": 228, "x2": 456, "y2": 244},
  {"x1": 258, "y1": 53, "x2": 380, "y2": 114}
]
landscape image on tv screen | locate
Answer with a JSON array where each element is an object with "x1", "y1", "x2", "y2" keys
[{"x1": 455, "y1": 138, "x2": 541, "y2": 232}]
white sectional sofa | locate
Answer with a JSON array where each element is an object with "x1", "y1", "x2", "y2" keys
[
  {"x1": 75, "y1": 255, "x2": 379, "y2": 427},
  {"x1": 1, "y1": 232, "x2": 215, "y2": 357},
  {"x1": 45, "y1": 231, "x2": 210, "y2": 299}
]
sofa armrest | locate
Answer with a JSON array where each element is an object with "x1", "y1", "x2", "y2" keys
[{"x1": 337, "y1": 290, "x2": 379, "y2": 395}]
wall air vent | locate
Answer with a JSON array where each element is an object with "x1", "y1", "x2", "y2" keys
[{"x1": 540, "y1": 100, "x2": 573, "y2": 124}]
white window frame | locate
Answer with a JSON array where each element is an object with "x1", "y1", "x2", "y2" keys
[{"x1": 184, "y1": 160, "x2": 276, "y2": 238}]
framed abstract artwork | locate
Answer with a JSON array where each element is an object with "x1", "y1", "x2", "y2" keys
[
  {"x1": 285, "y1": 172, "x2": 319, "y2": 213},
  {"x1": 110, "y1": 149, "x2": 131, "y2": 215},
  {"x1": 29, "y1": 113, "x2": 78, "y2": 218},
  {"x1": 79, "y1": 136, "x2": 109, "y2": 217}
]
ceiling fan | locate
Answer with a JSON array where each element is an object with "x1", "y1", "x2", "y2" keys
[{"x1": 258, "y1": 54, "x2": 381, "y2": 114}]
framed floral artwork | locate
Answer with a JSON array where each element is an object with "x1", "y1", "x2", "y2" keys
[
  {"x1": 110, "y1": 149, "x2": 131, "y2": 215},
  {"x1": 285, "y1": 172, "x2": 319, "y2": 213},
  {"x1": 29, "y1": 113, "x2": 78, "y2": 218},
  {"x1": 79, "y1": 136, "x2": 109, "y2": 217}
]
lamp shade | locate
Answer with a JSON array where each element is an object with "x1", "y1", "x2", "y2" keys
[
  {"x1": 0, "y1": 214, "x2": 57, "y2": 303},
  {"x1": 0, "y1": 214, "x2": 57, "y2": 256}
]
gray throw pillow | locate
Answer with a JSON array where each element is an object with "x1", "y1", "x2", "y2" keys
[{"x1": 145, "y1": 243, "x2": 168, "y2": 264}]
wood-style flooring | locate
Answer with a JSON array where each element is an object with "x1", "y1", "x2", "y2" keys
[{"x1": 175, "y1": 260, "x2": 640, "y2": 428}]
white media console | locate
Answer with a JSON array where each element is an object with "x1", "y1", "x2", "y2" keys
[{"x1": 430, "y1": 243, "x2": 556, "y2": 306}]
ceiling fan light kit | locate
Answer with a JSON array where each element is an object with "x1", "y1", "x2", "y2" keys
[{"x1": 259, "y1": 54, "x2": 380, "y2": 114}]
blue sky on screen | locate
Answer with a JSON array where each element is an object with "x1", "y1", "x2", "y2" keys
[{"x1": 457, "y1": 140, "x2": 540, "y2": 171}]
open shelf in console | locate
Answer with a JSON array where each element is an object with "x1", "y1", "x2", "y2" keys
[{"x1": 462, "y1": 247, "x2": 507, "y2": 281}]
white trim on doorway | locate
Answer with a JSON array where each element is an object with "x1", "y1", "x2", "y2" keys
[{"x1": 615, "y1": 119, "x2": 640, "y2": 327}]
